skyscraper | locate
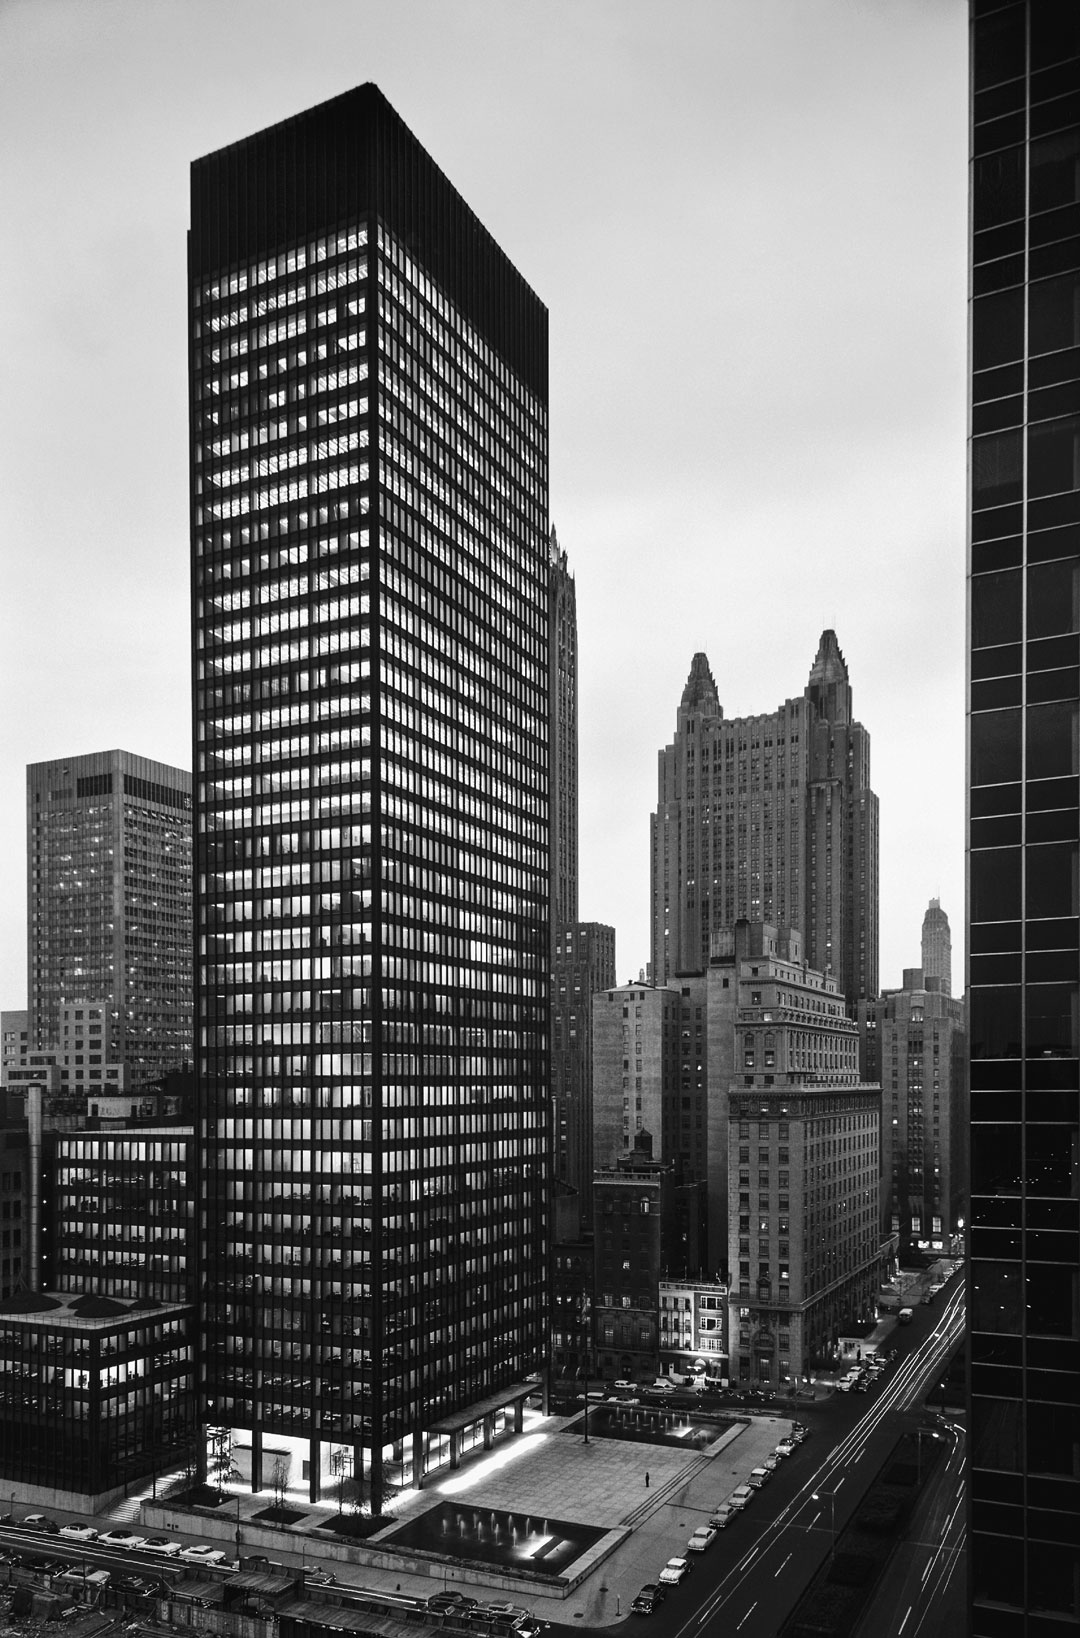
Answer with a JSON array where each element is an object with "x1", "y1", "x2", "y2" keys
[
  {"x1": 921, "y1": 897, "x2": 953, "y2": 996},
  {"x1": 651, "y1": 631, "x2": 878, "y2": 1007},
  {"x1": 548, "y1": 525, "x2": 577, "y2": 939},
  {"x1": 26, "y1": 751, "x2": 192, "y2": 1086},
  {"x1": 190, "y1": 85, "x2": 550, "y2": 1511},
  {"x1": 968, "y1": 4, "x2": 1080, "y2": 1628}
]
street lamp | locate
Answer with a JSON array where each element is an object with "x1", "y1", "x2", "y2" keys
[
  {"x1": 811, "y1": 1490, "x2": 837, "y2": 1559},
  {"x1": 234, "y1": 1494, "x2": 242, "y2": 1565}
]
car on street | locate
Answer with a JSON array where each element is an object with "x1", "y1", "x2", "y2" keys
[
  {"x1": 658, "y1": 1557, "x2": 691, "y2": 1586},
  {"x1": 775, "y1": 1439, "x2": 797, "y2": 1458},
  {"x1": 709, "y1": 1504, "x2": 737, "y2": 1528},
  {"x1": 762, "y1": 1453, "x2": 781, "y2": 1472},
  {"x1": 729, "y1": 1485, "x2": 754, "y2": 1510},
  {"x1": 748, "y1": 1467, "x2": 772, "y2": 1488},
  {"x1": 179, "y1": 1545, "x2": 227, "y2": 1565},
  {"x1": 20, "y1": 1515, "x2": 58, "y2": 1533},
  {"x1": 630, "y1": 1584, "x2": 666, "y2": 1615},
  {"x1": 57, "y1": 1569, "x2": 111, "y2": 1588},
  {"x1": 650, "y1": 1379, "x2": 677, "y2": 1394},
  {"x1": 614, "y1": 1380, "x2": 635, "y2": 1390},
  {"x1": 686, "y1": 1526, "x2": 718, "y2": 1552},
  {"x1": 141, "y1": 1538, "x2": 184, "y2": 1556},
  {"x1": 96, "y1": 1531, "x2": 148, "y2": 1550},
  {"x1": 304, "y1": 1570, "x2": 338, "y2": 1587},
  {"x1": 58, "y1": 1525, "x2": 99, "y2": 1543},
  {"x1": 791, "y1": 1422, "x2": 809, "y2": 1441}
]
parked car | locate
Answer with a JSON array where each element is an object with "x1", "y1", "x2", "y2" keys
[
  {"x1": 56, "y1": 1569, "x2": 111, "y2": 1589},
  {"x1": 114, "y1": 1575, "x2": 156, "y2": 1595},
  {"x1": 303, "y1": 1570, "x2": 338, "y2": 1587},
  {"x1": 762, "y1": 1454, "x2": 781, "y2": 1472},
  {"x1": 20, "y1": 1515, "x2": 58, "y2": 1534},
  {"x1": 898, "y1": 1307, "x2": 914, "y2": 1324},
  {"x1": 729, "y1": 1485, "x2": 754, "y2": 1510},
  {"x1": 614, "y1": 1380, "x2": 635, "y2": 1390},
  {"x1": 96, "y1": 1531, "x2": 147, "y2": 1550},
  {"x1": 179, "y1": 1545, "x2": 227, "y2": 1565},
  {"x1": 748, "y1": 1467, "x2": 771, "y2": 1489},
  {"x1": 686, "y1": 1526, "x2": 718, "y2": 1552},
  {"x1": 58, "y1": 1525, "x2": 99, "y2": 1543},
  {"x1": 630, "y1": 1584, "x2": 666, "y2": 1615},
  {"x1": 141, "y1": 1538, "x2": 184, "y2": 1556},
  {"x1": 775, "y1": 1439, "x2": 797, "y2": 1458},
  {"x1": 650, "y1": 1379, "x2": 677, "y2": 1394},
  {"x1": 709, "y1": 1504, "x2": 737, "y2": 1528},
  {"x1": 658, "y1": 1557, "x2": 691, "y2": 1586}
]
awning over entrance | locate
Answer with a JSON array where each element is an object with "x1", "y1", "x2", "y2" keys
[{"x1": 427, "y1": 1380, "x2": 537, "y2": 1436}]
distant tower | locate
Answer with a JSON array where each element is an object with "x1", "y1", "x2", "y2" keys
[
  {"x1": 26, "y1": 750, "x2": 192, "y2": 1084},
  {"x1": 921, "y1": 898, "x2": 952, "y2": 997},
  {"x1": 651, "y1": 631, "x2": 878, "y2": 1006},
  {"x1": 549, "y1": 526, "x2": 578, "y2": 939}
]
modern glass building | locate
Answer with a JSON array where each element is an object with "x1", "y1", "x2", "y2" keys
[
  {"x1": 968, "y1": 4, "x2": 1080, "y2": 1629},
  {"x1": 190, "y1": 85, "x2": 550, "y2": 1511},
  {"x1": 26, "y1": 751, "x2": 192, "y2": 1087}
]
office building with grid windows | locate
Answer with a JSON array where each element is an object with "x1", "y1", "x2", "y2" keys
[
  {"x1": 26, "y1": 751, "x2": 192, "y2": 1090},
  {"x1": 968, "y1": 4, "x2": 1080, "y2": 1628},
  {"x1": 651, "y1": 632, "x2": 878, "y2": 1011},
  {"x1": 190, "y1": 85, "x2": 550, "y2": 1512}
]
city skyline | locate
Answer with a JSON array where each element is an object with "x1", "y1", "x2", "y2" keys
[{"x1": 0, "y1": 0, "x2": 968, "y2": 1007}]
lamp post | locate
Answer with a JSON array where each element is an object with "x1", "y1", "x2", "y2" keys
[
  {"x1": 234, "y1": 1494, "x2": 242, "y2": 1566},
  {"x1": 811, "y1": 1490, "x2": 836, "y2": 1560}
]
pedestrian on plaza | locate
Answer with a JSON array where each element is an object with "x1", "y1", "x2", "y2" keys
[{"x1": 645, "y1": 1471, "x2": 650, "y2": 1488}]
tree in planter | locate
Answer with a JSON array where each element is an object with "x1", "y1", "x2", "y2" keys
[
  {"x1": 270, "y1": 1456, "x2": 290, "y2": 1512},
  {"x1": 329, "y1": 1446, "x2": 353, "y2": 1514},
  {"x1": 207, "y1": 1426, "x2": 242, "y2": 1499}
]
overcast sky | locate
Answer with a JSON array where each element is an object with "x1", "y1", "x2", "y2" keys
[{"x1": 0, "y1": 0, "x2": 968, "y2": 1011}]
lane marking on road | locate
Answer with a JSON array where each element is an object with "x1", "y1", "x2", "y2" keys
[
  {"x1": 899, "y1": 1604, "x2": 913, "y2": 1634},
  {"x1": 777, "y1": 1552, "x2": 792, "y2": 1572},
  {"x1": 735, "y1": 1603, "x2": 757, "y2": 1630}
]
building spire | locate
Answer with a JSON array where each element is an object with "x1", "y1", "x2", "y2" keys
[
  {"x1": 678, "y1": 652, "x2": 721, "y2": 727},
  {"x1": 806, "y1": 629, "x2": 852, "y2": 724}
]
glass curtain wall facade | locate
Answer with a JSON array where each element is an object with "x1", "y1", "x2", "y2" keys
[
  {"x1": 190, "y1": 85, "x2": 549, "y2": 1511},
  {"x1": 968, "y1": 5, "x2": 1080, "y2": 1630}
]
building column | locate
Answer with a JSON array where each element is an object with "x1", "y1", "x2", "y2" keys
[
  {"x1": 309, "y1": 1437, "x2": 319, "y2": 1503},
  {"x1": 412, "y1": 1432, "x2": 425, "y2": 1490},
  {"x1": 449, "y1": 1430, "x2": 462, "y2": 1470},
  {"x1": 250, "y1": 1429, "x2": 263, "y2": 1494},
  {"x1": 513, "y1": 1399, "x2": 524, "y2": 1433},
  {"x1": 483, "y1": 1414, "x2": 494, "y2": 1450}
]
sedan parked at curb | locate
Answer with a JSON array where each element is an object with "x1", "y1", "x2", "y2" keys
[
  {"x1": 631, "y1": 1584, "x2": 667, "y2": 1615},
  {"x1": 658, "y1": 1556, "x2": 692, "y2": 1586},
  {"x1": 709, "y1": 1504, "x2": 737, "y2": 1529},
  {"x1": 58, "y1": 1526, "x2": 99, "y2": 1543},
  {"x1": 96, "y1": 1531, "x2": 148, "y2": 1550},
  {"x1": 141, "y1": 1538, "x2": 184, "y2": 1556},
  {"x1": 686, "y1": 1526, "x2": 718, "y2": 1552},
  {"x1": 179, "y1": 1545, "x2": 228, "y2": 1565}
]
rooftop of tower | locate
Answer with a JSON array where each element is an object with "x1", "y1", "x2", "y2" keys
[
  {"x1": 680, "y1": 652, "x2": 721, "y2": 716},
  {"x1": 805, "y1": 629, "x2": 852, "y2": 724}
]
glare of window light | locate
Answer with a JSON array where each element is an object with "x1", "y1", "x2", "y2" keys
[{"x1": 439, "y1": 1433, "x2": 547, "y2": 1496}]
